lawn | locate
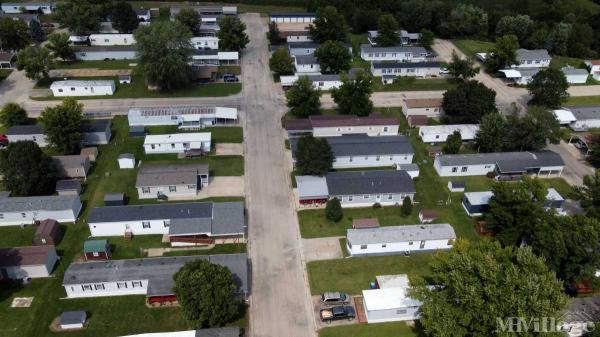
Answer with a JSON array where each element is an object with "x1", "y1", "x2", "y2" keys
[
  {"x1": 0, "y1": 225, "x2": 37, "y2": 247},
  {"x1": 0, "y1": 69, "x2": 12, "y2": 82},
  {"x1": 218, "y1": 66, "x2": 241, "y2": 76},
  {"x1": 550, "y1": 56, "x2": 586, "y2": 69},
  {"x1": 372, "y1": 77, "x2": 457, "y2": 92},
  {"x1": 565, "y1": 96, "x2": 600, "y2": 106},
  {"x1": 319, "y1": 322, "x2": 422, "y2": 337},
  {"x1": 163, "y1": 243, "x2": 247, "y2": 257},
  {"x1": 31, "y1": 75, "x2": 241, "y2": 100},
  {"x1": 53, "y1": 60, "x2": 136, "y2": 70},
  {"x1": 145, "y1": 125, "x2": 244, "y2": 143},
  {"x1": 453, "y1": 39, "x2": 494, "y2": 59},
  {"x1": 91, "y1": 235, "x2": 167, "y2": 259},
  {"x1": 307, "y1": 253, "x2": 433, "y2": 295}
]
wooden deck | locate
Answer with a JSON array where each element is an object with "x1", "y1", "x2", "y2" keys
[{"x1": 353, "y1": 296, "x2": 367, "y2": 323}]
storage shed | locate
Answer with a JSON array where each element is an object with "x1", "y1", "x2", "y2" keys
[
  {"x1": 129, "y1": 126, "x2": 146, "y2": 137},
  {"x1": 0, "y1": 245, "x2": 58, "y2": 279},
  {"x1": 352, "y1": 218, "x2": 380, "y2": 229},
  {"x1": 119, "y1": 75, "x2": 131, "y2": 84},
  {"x1": 104, "y1": 193, "x2": 125, "y2": 206},
  {"x1": 118, "y1": 153, "x2": 135, "y2": 169},
  {"x1": 83, "y1": 240, "x2": 110, "y2": 261},
  {"x1": 362, "y1": 274, "x2": 422, "y2": 323},
  {"x1": 418, "y1": 209, "x2": 438, "y2": 223},
  {"x1": 55, "y1": 179, "x2": 82, "y2": 196},
  {"x1": 447, "y1": 180, "x2": 465, "y2": 192},
  {"x1": 80, "y1": 147, "x2": 98, "y2": 162},
  {"x1": 59, "y1": 311, "x2": 87, "y2": 330},
  {"x1": 33, "y1": 219, "x2": 60, "y2": 246},
  {"x1": 462, "y1": 192, "x2": 494, "y2": 217}
]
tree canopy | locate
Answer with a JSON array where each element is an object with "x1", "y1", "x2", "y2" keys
[
  {"x1": 173, "y1": 259, "x2": 241, "y2": 328},
  {"x1": 331, "y1": 70, "x2": 373, "y2": 117},
  {"x1": 411, "y1": 240, "x2": 567, "y2": 337},
  {"x1": 314, "y1": 41, "x2": 351, "y2": 74},
  {"x1": 28, "y1": 19, "x2": 45, "y2": 42},
  {"x1": 442, "y1": 80, "x2": 496, "y2": 123},
  {"x1": 269, "y1": 47, "x2": 294, "y2": 76},
  {"x1": 267, "y1": 21, "x2": 282, "y2": 45},
  {"x1": 495, "y1": 15, "x2": 534, "y2": 43},
  {"x1": 325, "y1": 198, "x2": 343, "y2": 222},
  {"x1": 217, "y1": 17, "x2": 249, "y2": 52},
  {"x1": 295, "y1": 135, "x2": 333, "y2": 176},
  {"x1": 484, "y1": 34, "x2": 519, "y2": 73},
  {"x1": 574, "y1": 170, "x2": 600, "y2": 220},
  {"x1": 442, "y1": 131, "x2": 462, "y2": 154},
  {"x1": 39, "y1": 97, "x2": 83, "y2": 154},
  {"x1": 16, "y1": 46, "x2": 52, "y2": 80},
  {"x1": 445, "y1": 51, "x2": 479, "y2": 80},
  {"x1": 175, "y1": 8, "x2": 200, "y2": 36},
  {"x1": 111, "y1": 1, "x2": 139, "y2": 34},
  {"x1": 0, "y1": 18, "x2": 30, "y2": 51},
  {"x1": 134, "y1": 21, "x2": 193, "y2": 91},
  {"x1": 475, "y1": 112, "x2": 507, "y2": 153},
  {"x1": 0, "y1": 103, "x2": 28, "y2": 127},
  {"x1": 374, "y1": 14, "x2": 400, "y2": 47},
  {"x1": 504, "y1": 107, "x2": 561, "y2": 151},
  {"x1": 438, "y1": 4, "x2": 488, "y2": 38},
  {"x1": 47, "y1": 33, "x2": 74, "y2": 61},
  {"x1": 55, "y1": 0, "x2": 107, "y2": 36},
  {"x1": 285, "y1": 76, "x2": 321, "y2": 118},
  {"x1": 528, "y1": 67, "x2": 570, "y2": 108},
  {"x1": 308, "y1": 6, "x2": 349, "y2": 43},
  {"x1": 0, "y1": 141, "x2": 57, "y2": 196}
]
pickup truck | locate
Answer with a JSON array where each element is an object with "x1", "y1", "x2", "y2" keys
[{"x1": 319, "y1": 306, "x2": 356, "y2": 323}]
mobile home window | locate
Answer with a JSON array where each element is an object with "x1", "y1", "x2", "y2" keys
[
  {"x1": 461, "y1": 167, "x2": 468, "y2": 172},
  {"x1": 382, "y1": 244, "x2": 387, "y2": 248},
  {"x1": 82, "y1": 284, "x2": 92, "y2": 291},
  {"x1": 132, "y1": 281, "x2": 143, "y2": 288},
  {"x1": 71, "y1": 87, "x2": 75, "y2": 91},
  {"x1": 171, "y1": 143, "x2": 175, "y2": 148},
  {"x1": 117, "y1": 282, "x2": 128, "y2": 289},
  {"x1": 348, "y1": 196, "x2": 353, "y2": 201},
  {"x1": 142, "y1": 187, "x2": 150, "y2": 194},
  {"x1": 0, "y1": 214, "x2": 3, "y2": 219},
  {"x1": 142, "y1": 221, "x2": 151, "y2": 229},
  {"x1": 452, "y1": 167, "x2": 458, "y2": 173},
  {"x1": 169, "y1": 185, "x2": 177, "y2": 192},
  {"x1": 388, "y1": 194, "x2": 393, "y2": 200},
  {"x1": 396, "y1": 309, "x2": 407, "y2": 315},
  {"x1": 363, "y1": 195, "x2": 369, "y2": 199},
  {"x1": 21, "y1": 213, "x2": 26, "y2": 218},
  {"x1": 187, "y1": 185, "x2": 196, "y2": 189},
  {"x1": 58, "y1": 89, "x2": 63, "y2": 92},
  {"x1": 164, "y1": 220, "x2": 170, "y2": 227},
  {"x1": 360, "y1": 245, "x2": 367, "y2": 249},
  {"x1": 94, "y1": 284, "x2": 105, "y2": 290}
]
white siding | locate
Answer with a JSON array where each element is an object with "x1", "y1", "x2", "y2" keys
[
  {"x1": 572, "y1": 119, "x2": 600, "y2": 130},
  {"x1": 6, "y1": 134, "x2": 48, "y2": 147},
  {"x1": 347, "y1": 238, "x2": 452, "y2": 256},
  {"x1": 371, "y1": 66, "x2": 439, "y2": 78},
  {"x1": 361, "y1": 51, "x2": 427, "y2": 62},
  {"x1": 1, "y1": 248, "x2": 57, "y2": 279},
  {"x1": 333, "y1": 193, "x2": 414, "y2": 208},
  {"x1": 143, "y1": 140, "x2": 210, "y2": 154},
  {"x1": 365, "y1": 306, "x2": 420, "y2": 323},
  {"x1": 294, "y1": 62, "x2": 320, "y2": 74},
  {"x1": 270, "y1": 16, "x2": 314, "y2": 23},
  {"x1": 89, "y1": 34, "x2": 135, "y2": 46},
  {"x1": 332, "y1": 154, "x2": 413, "y2": 169},
  {"x1": 191, "y1": 36, "x2": 219, "y2": 50},
  {"x1": 89, "y1": 219, "x2": 171, "y2": 237},
  {"x1": 313, "y1": 125, "x2": 399, "y2": 137},
  {"x1": 403, "y1": 107, "x2": 442, "y2": 118},
  {"x1": 0, "y1": 200, "x2": 81, "y2": 226},
  {"x1": 434, "y1": 158, "x2": 495, "y2": 177},
  {"x1": 286, "y1": 35, "x2": 311, "y2": 42},
  {"x1": 64, "y1": 280, "x2": 149, "y2": 298},
  {"x1": 51, "y1": 83, "x2": 115, "y2": 97},
  {"x1": 75, "y1": 50, "x2": 137, "y2": 61},
  {"x1": 136, "y1": 184, "x2": 198, "y2": 200}
]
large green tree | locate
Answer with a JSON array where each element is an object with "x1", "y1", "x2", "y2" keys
[
  {"x1": 439, "y1": 4, "x2": 488, "y2": 38},
  {"x1": 0, "y1": 18, "x2": 30, "y2": 51},
  {"x1": 173, "y1": 259, "x2": 241, "y2": 328},
  {"x1": 134, "y1": 21, "x2": 193, "y2": 91},
  {"x1": 485, "y1": 34, "x2": 519, "y2": 73},
  {"x1": 314, "y1": 41, "x2": 351, "y2": 74},
  {"x1": 39, "y1": 97, "x2": 83, "y2": 154},
  {"x1": 111, "y1": 1, "x2": 139, "y2": 34},
  {"x1": 55, "y1": 0, "x2": 107, "y2": 36},
  {"x1": 504, "y1": 107, "x2": 561, "y2": 151},
  {"x1": 411, "y1": 240, "x2": 567, "y2": 337},
  {"x1": 16, "y1": 46, "x2": 52, "y2": 80},
  {"x1": 285, "y1": 76, "x2": 321, "y2": 118},
  {"x1": 0, "y1": 141, "x2": 57, "y2": 196},
  {"x1": 374, "y1": 14, "x2": 400, "y2": 47},
  {"x1": 269, "y1": 47, "x2": 294, "y2": 76},
  {"x1": 295, "y1": 135, "x2": 333, "y2": 176},
  {"x1": 325, "y1": 198, "x2": 343, "y2": 222},
  {"x1": 442, "y1": 80, "x2": 496, "y2": 123},
  {"x1": 442, "y1": 131, "x2": 462, "y2": 154},
  {"x1": 308, "y1": 6, "x2": 349, "y2": 43},
  {"x1": 331, "y1": 70, "x2": 373, "y2": 117},
  {"x1": 175, "y1": 8, "x2": 200, "y2": 36},
  {"x1": 495, "y1": 15, "x2": 534, "y2": 43},
  {"x1": 475, "y1": 112, "x2": 507, "y2": 152},
  {"x1": 445, "y1": 51, "x2": 479, "y2": 80},
  {"x1": 574, "y1": 170, "x2": 600, "y2": 220},
  {"x1": 28, "y1": 19, "x2": 45, "y2": 42},
  {"x1": 528, "y1": 67, "x2": 570, "y2": 108},
  {"x1": 217, "y1": 17, "x2": 249, "y2": 52},
  {"x1": 419, "y1": 29, "x2": 435, "y2": 49},
  {"x1": 47, "y1": 33, "x2": 74, "y2": 61},
  {"x1": 267, "y1": 21, "x2": 282, "y2": 45},
  {"x1": 0, "y1": 103, "x2": 27, "y2": 127}
]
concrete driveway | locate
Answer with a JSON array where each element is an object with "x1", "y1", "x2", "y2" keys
[
  {"x1": 547, "y1": 141, "x2": 595, "y2": 186},
  {"x1": 302, "y1": 237, "x2": 344, "y2": 262},
  {"x1": 0, "y1": 69, "x2": 36, "y2": 105},
  {"x1": 312, "y1": 295, "x2": 359, "y2": 329},
  {"x1": 215, "y1": 143, "x2": 244, "y2": 156}
]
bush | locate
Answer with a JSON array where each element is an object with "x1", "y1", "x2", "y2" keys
[
  {"x1": 326, "y1": 198, "x2": 343, "y2": 222},
  {"x1": 401, "y1": 196, "x2": 413, "y2": 216},
  {"x1": 372, "y1": 202, "x2": 381, "y2": 209}
]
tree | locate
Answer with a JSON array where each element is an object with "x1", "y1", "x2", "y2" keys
[
  {"x1": 530, "y1": 215, "x2": 600, "y2": 284},
  {"x1": 39, "y1": 97, "x2": 83, "y2": 154},
  {"x1": 445, "y1": 51, "x2": 479, "y2": 80},
  {"x1": 574, "y1": 170, "x2": 600, "y2": 220},
  {"x1": 16, "y1": 46, "x2": 52, "y2": 80},
  {"x1": 47, "y1": 33, "x2": 74, "y2": 61},
  {"x1": 314, "y1": 41, "x2": 351, "y2": 74},
  {"x1": 175, "y1": 8, "x2": 200, "y2": 36},
  {"x1": 568, "y1": 23, "x2": 594, "y2": 58},
  {"x1": 401, "y1": 196, "x2": 412, "y2": 216},
  {"x1": 269, "y1": 47, "x2": 294, "y2": 76},
  {"x1": 504, "y1": 107, "x2": 561, "y2": 151},
  {"x1": 528, "y1": 67, "x2": 569, "y2": 108},
  {"x1": 325, "y1": 198, "x2": 343, "y2": 222},
  {"x1": 550, "y1": 22, "x2": 572, "y2": 56},
  {"x1": 28, "y1": 19, "x2": 45, "y2": 42},
  {"x1": 134, "y1": 21, "x2": 193, "y2": 91},
  {"x1": 438, "y1": 4, "x2": 488, "y2": 38},
  {"x1": 308, "y1": 6, "x2": 349, "y2": 43},
  {"x1": 442, "y1": 80, "x2": 496, "y2": 124},
  {"x1": 267, "y1": 21, "x2": 282, "y2": 45},
  {"x1": 588, "y1": 139, "x2": 600, "y2": 168},
  {"x1": 485, "y1": 177, "x2": 547, "y2": 246},
  {"x1": 419, "y1": 29, "x2": 434, "y2": 49},
  {"x1": 0, "y1": 103, "x2": 27, "y2": 127},
  {"x1": 475, "y1": 112, "x2": 507, "y2": 152},
  {"x1": 295, "y1": 135, "x2": 333, "y2": 175},
  {"x1": 55, "y1": 0, "x2": 105, "y2": 36},
  {"x1": 331, "y1": 70, "x2": 373, "y2": 117},
  {"x1": 442, "y1": 131, "x2": 462, "y2": 154},
  {"x1": 111, "y1": 1, "x2": 139, "y2": 34},
  {"x1": 410, "y1": 240, "x2": 566, "y2": 337},
  {"x1": 286, "y1": 76, "x2": 321, "y2": 118},
  {"x1": 0, "y1": 18, "x2": 30, "y2": 51},
  {"x1": 495, "y1": 15, "x2": 534, "y2": 44},
  {"x1": 484, "y1": 34, "x2": 519, "y2": 73},
  {"x1": 217, "y1": 17, "x2": 249, "y2": 52},
  {"x1": 173, "y1": 259, "x2": 241, "y2": 328},
  {"x1": 0, "y1": 141, "x2": 57, "y2": 196},
  {"x1": 374, "y1": 14, "x2": 399, "y2": 47}
]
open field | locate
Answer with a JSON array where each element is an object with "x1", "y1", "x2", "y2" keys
[
  {"x1": 319, "y1": 322, "x2": 422, "y2": 337},
  {"x1": 452, "y1": 39, "x2": 494, "y2": 58}
]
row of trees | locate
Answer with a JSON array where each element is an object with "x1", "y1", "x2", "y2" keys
[{"x1": 0, "y1": 18, "x2": 46, "y2": 51}]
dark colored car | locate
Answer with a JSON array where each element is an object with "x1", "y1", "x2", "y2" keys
[
  {"x1": 319, "y1": 306, "x2": 356, "y2": 323},
  {"x1": 223, "y1": 73, "x2": 238, "y2": 82}
]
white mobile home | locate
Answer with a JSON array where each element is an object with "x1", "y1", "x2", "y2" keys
[
  {"x1": 401, "y1": 98, "x2": 444, "y2": 118},
  {"x1": 128, "y1": 106, "x2": 237, "y2": 128},
  {"x1": 5, "y1": 124, "x2": 48, "y2": 146},
  {"x1": 269, "y1": 12, "x2": 315, "y2": 23},
  {"x1": 288, "y1": 42, "x2": 320, "y2": 56},
  {"x1": 73, "y1": 46, "x2": 137, "y2": 61},
  {"x1": 190, "y1": 36, "x2": 219, "y2": 50},
  {"x1": 50, "y1": 80, "x2": 115, "y2": 97},
  {"x1": 89, "y1": 34, "x2": 135, "y2": 46},
  {"x1": 143, "y1": 133, "x2": 211, "y2": 154},
  {"x1": 284, "y1": 115, "x2": 400, "y2": 138},
  {"x1": 190, "y1": 50, "x2": 239, "y2": 66},
  {"x1": 499, "y1": 68, "x2": 540, "y2": 85},
  {"x1": 362, "y1": 274, "x2": 422, "y2": 323},
  {"x1": 0, "y1": 195, "x2": 82, "y2": 226},
  {"x1": 434, "y1": 151, "x2": 565, "y2": 179},
  {"x1": 562, "y1": 66, "x2": 589, "y2": 84},
  {"x1": 360, "y1": 44, "x2": 428, "y2": 62},
  {"x1": 346, "y1": 224, "x2": 456, "y2": 256},
  {"x1": 585, "y1": 60, "x2": 600, "y2": 81},
  {"x1": 0, "y1": 245, "x2": 58, "y2": 280},
  {"x1": 1, "y1": 2, "x2": 55, "y2": 14},
  {"x1": 371, "y1": 61, "x2": 441, "y2": 79},
  {"x1": 294, "y1": 54, "x2": 320, "y2": 74},
  {"x1": 136, "y1": 164, "x2": 209, "y2": 200},
  {"x1": 419, "y1": 124, "x2": 479, "y2": 143}
]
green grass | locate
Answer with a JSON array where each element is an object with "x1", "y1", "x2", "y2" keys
[
  {"x1": 372, "y1": 77, "x2": 458, "y2": 92},
  {"x1": 0, "y1": 69, "x2": 12, "y2": 81},
  {"x1": 163, "y1": 243, "x2": 247, "y2": 257},
  {"x1": 31, "y1": 75, "x2": 241, "y2": 100},
  {"x1": 307, "y1": 253, "x2": 433, "y2": 295},
  {"x1": 218, "y1": 66, "x2": 241, "y2": 76},
  {"x1": 550, "y1": 56, "x2": 586, "y2": 69},
  {"x1": 146, "y1": 126, "x2": 244, "y2": 143},
  {"x1": 453, "y1": 39, "x2": 494, "y2": 59},
  {"x1": 319, "y1": 322, "x2": 421, "y2": 337},
  {"x1": 90, "y1": 235, "x2": 167, "y2": 259},
  {"x1": 0, "y1": 225, "x2": 37, "y2": 247},
  {"x1": 565, "y1": 96, "x2": 600, "y2": 106},
  {"x1": 53, "y1": 60, "x2": 136, "y2": 70}
]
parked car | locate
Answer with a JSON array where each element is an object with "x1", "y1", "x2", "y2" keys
[
  {"x1": 321, "y1": 292, "x2": 351, "y2": 306},
  {"x1": 223, "y1": 73, "x2": 238, "y2": 82},
  {"x1": 440, "y1": 67, "x2": 450, "y2": 74},
  {"x1": 319, "y1": 306, "x2": 356, "y2": 323},
  {"x1": 182, "y1": 149, "x2": 208, "y2": 158}
]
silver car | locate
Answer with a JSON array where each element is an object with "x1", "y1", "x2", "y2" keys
[{"x1": 320, "y1": 292, "x2": 351, "y2": 306}]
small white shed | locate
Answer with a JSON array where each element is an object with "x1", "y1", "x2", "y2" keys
[
  {"x1": 117, "y1": 153, "x2": 135, "y2": 169},
  {"x1": 59, "y1": 311, "x2": 86, "y2": 330},
  {"x1": 362, "y1": 274, "x2": 422, "y2": 323},
  {"x1": 562, "y1": 66, "x2": 589, "y2": 84},
  {"x1": 118, "y1": 75, "x2": 131, "y2": 84}
]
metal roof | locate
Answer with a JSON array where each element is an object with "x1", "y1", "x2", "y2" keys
[
  {"x1": 269, "y1": 12, "x2": 315, "y2": 17},
  {"x1": 0, "y1": 195, "x2": 77, "y2": 213},
  {"x1": 60, "y1": 311, "x2": 86, "y2": 325},
  {"x1": 63, "y1": 253, "x2": 248, "y2": 296},
  {"x1": 50, "y1": 80, "x2": 115, "y2": 88},
  {"x1": 56, "y1": 179, "x2": 81, "y2": 191},
  {"x1": 290, "y1": 134, "x2": 413, "y2": 158},
  {"x1": 136, "y1": 163, "x2": 209, "y2": 187},
  {"x1": 81, "y1": 120, "x2": 111, "y2": 133},
  {"x1": 73, "y1": 46, "x2": 136, "y2": 52},
  {"x1": 143, "y1": 133, "x2": 211, "y2": 144},
  {"x1": 565, "y1": 106, "x2": 600, "y2": 120},
  {"x1": 436, "y1": 151, "x2": 564, "y2": 170},
  {"x1": 89, "y1": 202, "x2": 213, "y2": 223},
  {"x1": 83, "y1": 240, "x2": 108, "y2": 253},
  {"x1": 326, "y1": 170, "x2": 415, "y2": 195},
  {"x1": 295, "y1": 54, "x2": 318, "y2": 65},
  {"x1": 347, "y1": 224, "x2": 456, "y2": 245},
  {"x1": 52, "y1": 155, "x2": 88, "y2": 170},
  {"x1": 288, "y1": 42, "x2": 320, "y2": 49},
  {"x1": 0, "y1": 245, "x2": 56, "y2": 267},
  {"x1": 372, "y1": 61, "x2": 440, "y2": 69},
  {"x1": 5, "y1": 124, "x2": 44, "y2": 135},
  {"x1": 463, "y1": 191, "x2": 494, "y2": 206},
  {"x1": 516, "y1": 48, "x2": 550, "y2": 61},
  {"x1": 296, "y1": 176, "x2": 328, "y2": 200},
  {"x1": 360, "y1": 44, "x2": 427, "y2": 54},
  {"x1": 562, "y1": 67, "x2": 588, "y2": 76}
]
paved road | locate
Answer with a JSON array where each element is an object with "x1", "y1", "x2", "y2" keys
[
  {"x1": 547, "y1": 141, "x2": 595, "y2": 186},
  {"x1": 241, "y1": 14, "x2": 316, "y2": 337},
  {"x1": 0, "y1": 69, "x2": 36, "y2": 105}
]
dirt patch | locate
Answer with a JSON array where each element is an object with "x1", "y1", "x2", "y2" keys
[
  {"x1": 215, "y1": 143, "x2": 244, "y2": 156},
  {"x1": 49, "y1": 317, "x2": 88, "y2": 332},
  {"x1": 11, "y1": 297, "x2": 33, "y2": 308}
]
